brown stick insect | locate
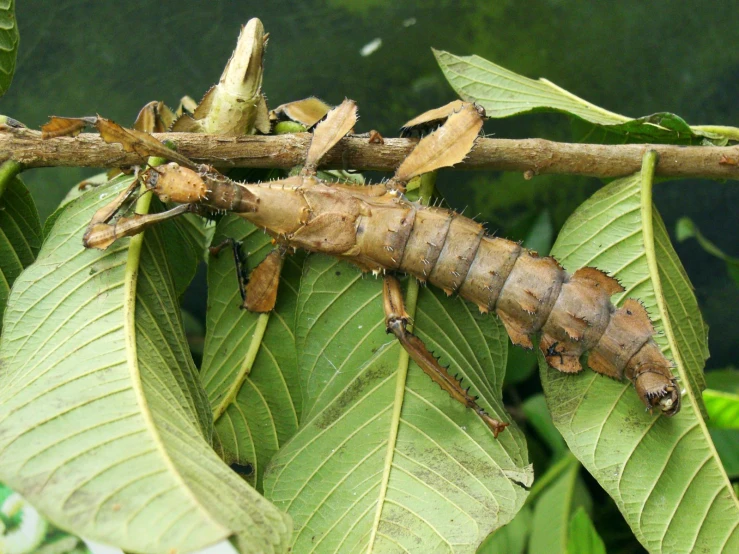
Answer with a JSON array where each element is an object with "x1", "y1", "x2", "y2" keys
[{"x1": 51, "y1": 99, "x2": 681, "y2": 439}]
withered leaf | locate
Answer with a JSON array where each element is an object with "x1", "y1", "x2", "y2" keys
[
  {"x1": 134, "y1": 101, "x2": 176, "y2": 133},
  {"x1": 400, "y1": 99, "x2": 467, "y2": 135},
  {"x1": 394, "y1": 103, "x2": 484, "y2": 183},
  {"x1": 244, "y1": 250, "x2": 284, "y2": 312},
  {"x1": 304, "y1": 99, "x2": 358, "y2": 172},
  {"x1": 41, "y1": 116, "x2": 94, "y2": 139},
  {"x1": 270, "y1": 97, "x2": 332, "y2": 127},
  {"x1": 95, "y1": 117, "x2": 195, "y2": 169}
]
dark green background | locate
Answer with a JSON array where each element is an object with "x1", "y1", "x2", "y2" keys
[{"x1": 3, "y1": 0, "x2": 737, "y2": 369}]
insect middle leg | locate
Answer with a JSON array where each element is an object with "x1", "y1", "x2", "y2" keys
[{"x1": 382, "y1": 275, "x2": 508, "y2": 438}]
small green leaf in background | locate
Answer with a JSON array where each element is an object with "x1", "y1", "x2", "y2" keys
[
  {"x1": 704, "y1": 368, "x2": 739, "y2": 479},
  {"x1": 477, "y1": 505, "x2": 532, "y2": 554},
  {"x1": 0, "y1": 161, "x2": 42, "y2": 332},
  {"x1": 529, "y1": 462, "x2": 592, "y2": 554},
  {"x1": 539, "y1": 160, "x2": 738, "y2": 552},
  {"x1": 0, "y1": 0, "x2": 18, "y2": 96},
  {"x1": 523, "y1": 394, "x2": 567, "y2": 457},
  {"x1": 567, "y1": 507, "x2": 607, "y2": 554},
  {"x1": 433, "y1": 49, "x2": 739, "y2": 145},
  {"x1": 676, "y1": 216, "x2": 739, "y2": 287},
  {"x1": 703, "y1": 390, "x2": 739, "y2": 429}
]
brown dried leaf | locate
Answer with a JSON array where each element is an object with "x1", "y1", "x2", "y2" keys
[
  {"x1": 303, "y1": 99, "x2": 358, "y2": 172},
  {"x1": 41, "y1": 116, "x2": 92, "y2": 139},
  {"x1": 270, "y1": 97, "x2": 332, "y2": 127},
  {"x1": 95, "y1": 117, "x2": 195, "y2": 168},
  {"x1": 400, "y1": 99, "x2": 467, "y2": 134},
  {"x1": 244, "y1": 249, "x2": 284, "y2": 312},
  {"x1": 394, "y1": 103, "x2": 484, "y2": 184},
  {"x1": 133, "y1": 101, "x2": 175, "y2": 133}
]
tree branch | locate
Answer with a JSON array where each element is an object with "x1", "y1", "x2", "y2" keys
[{"x1": 2, "y1": 126, "x2": 739, "y2": 180}]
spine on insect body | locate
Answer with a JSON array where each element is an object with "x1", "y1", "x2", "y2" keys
[{"x1": 236, "y1": 178, "x2": 680, "y2": 416}]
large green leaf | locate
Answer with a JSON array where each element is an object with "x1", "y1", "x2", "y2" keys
[
  {"x1": 264, "y1": 254, "x2": 532, "y2": 553},
  {"x1": 0, "y1": 167, "x2": 41, "y2": 330},
  {"x1": 433, "y1": 50, "x2": 739, "y2": 145},
  {"x1": 0, "y1": 177, "x2": 290, "y2": 554},
  {"x1": 540, "y1": 164, "x2": 739, "y2": 552},
  {"x1": 200, "y1": 214, "x2": 304, "y2": 490},
  {"x1": 0, "y1": 0, "x2": 18, "y2": 96}
]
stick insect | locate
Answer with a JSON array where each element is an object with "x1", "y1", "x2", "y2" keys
[{"x1": 62, "y1": 99, "x2": 680, "y2": 438}]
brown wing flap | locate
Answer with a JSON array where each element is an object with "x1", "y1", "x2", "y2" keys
[
  {"x1": 495, "y1": 253, "x2": 565, "y2": 349},
  {"x1": 538, "y1": 267, "x2": 622, "y2": 373}
]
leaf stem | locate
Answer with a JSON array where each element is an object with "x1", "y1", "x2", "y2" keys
[
  {"x1": 639, "y1": 150, "x2": 739, "y2": 507},
  {"x1": 213, "y1": 313, "x2": 270, "y2": 421},
  {"x1": 0, "y1": 160, "x2": 21, "y2": 199},
  {"x1": 367, "y1": 172, "x2": 436, "y2": 551},
  {"x1": 524, "y1": 452, "x2": 578, "y2": 506}
]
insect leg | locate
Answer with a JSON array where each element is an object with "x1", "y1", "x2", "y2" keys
[
  {"x1": 382, "y1": 275, "x2": 508, "y2": 438},
  {"x1": 87, "y1": 173, "x2": 142, "y2": 228},
  {"x1": 83, "y1": 204, "x2": 190, "y2": 250},
  {"x1": 209, "y1": 238, "x2": 248, "y2": 303}
]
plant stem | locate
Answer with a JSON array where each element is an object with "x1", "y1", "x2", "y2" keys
[
  {"x1": 0, "y1": 159, "x2": 21, "y2": 198},
  {"x1": 3, "y1": 128, "x2": 739, "y2": 181},
  {"x1": 524, "y1": 452, "x2": 579, "y2": 506}
]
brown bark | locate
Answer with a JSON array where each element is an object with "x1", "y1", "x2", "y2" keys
[{"x1": 3, "y1": 126, "x2": 739, "y2": 180}]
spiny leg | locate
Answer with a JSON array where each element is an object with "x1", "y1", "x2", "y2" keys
[
  {"x1": 382, "y1": 274, "x2": 508, "y2": 438},
  {"x1": 86, "y1": 171, "x2": 142, "y2": 228},
  {"x1": 83, "y1": 203, "x2": 191, "y2": 250},
  {"x1": 209, "y1": 238, "x2": 249, "y2": 304}
]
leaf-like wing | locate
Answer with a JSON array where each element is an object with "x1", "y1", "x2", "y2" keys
[
  {"x1": 540, "y1": 171, "x2": 739, "y2": 552},
  {"x1": 0, "y1": 0, "x2": 18, "y2": 96},
  {"x1": 200, "y1": 214, "x2": 304, "y2": 489},
  {"x1": 0, "y1": 177, "x2": 291, "y2": 554},
  {"x1": 264, "y1": 254, "x2": 532, "y2": 553},
  {"x1": 433, "y1": 50, "x2": 739, "y2": 145},
  {"x1": 0, "y1": 173, "x2": 41, "y2": 330}
]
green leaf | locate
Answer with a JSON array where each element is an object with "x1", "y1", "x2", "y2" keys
[
  {"x1": 710, "y1": 428, "x2": 739, "y2": 480},
  {"x1": 522, "y1": 394, "x2": 566, "y2": 457},
  {"x1": 566, "y1": 507, "x2": 606, "y2": 554},
  {"x1": 433, "y1": 50, "x2": 739, "y2": 145},
  {"x1": 706, "y1": 368, "x2": 739, "y2": 395},
  {"x1": 676, "y1": 217, "x2": 739, "y2": 288},
  {"x1": 200, "y1": 214, "x2": 304, "y2": 490},
  {"x1": 477, "y1": 505, "x2": 532, "y2": 554},
  {"x1": 264, "y1": 255, "x2": 532, "y2": 552},
  {"x1": 703, "y1": 390, "x2": 739, "y2": 429},
  {"x1": 0, "y1": 177, "x2": 291, "y2": 554},
  {"x1": 0, "y1": 165, "x2": 42, "y2": 332},
  {"x1": 0, "y1": 0, "x2": 18, "y2": 96},
  {"x1": 540, "y1": 163, "x2": 738, "y2": 552},
  {"x1": 529, "y1": 463, "x2": 591, "y2": 554}
]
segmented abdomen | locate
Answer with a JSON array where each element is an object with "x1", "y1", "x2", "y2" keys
[
  {"x1": 352, "y1": 195, "x2": 679, "y2": 415},
  {"x1": 241, "y1": 180, "x2": 680, "y2": 415}
]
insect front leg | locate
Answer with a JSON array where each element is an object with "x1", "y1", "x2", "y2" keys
[
  {"x1": 382, "y1": 274, "x2": 509, "y2": 438},
  {"x1": 83, "y1": 204, "x2": 191, "y2": 250}
]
